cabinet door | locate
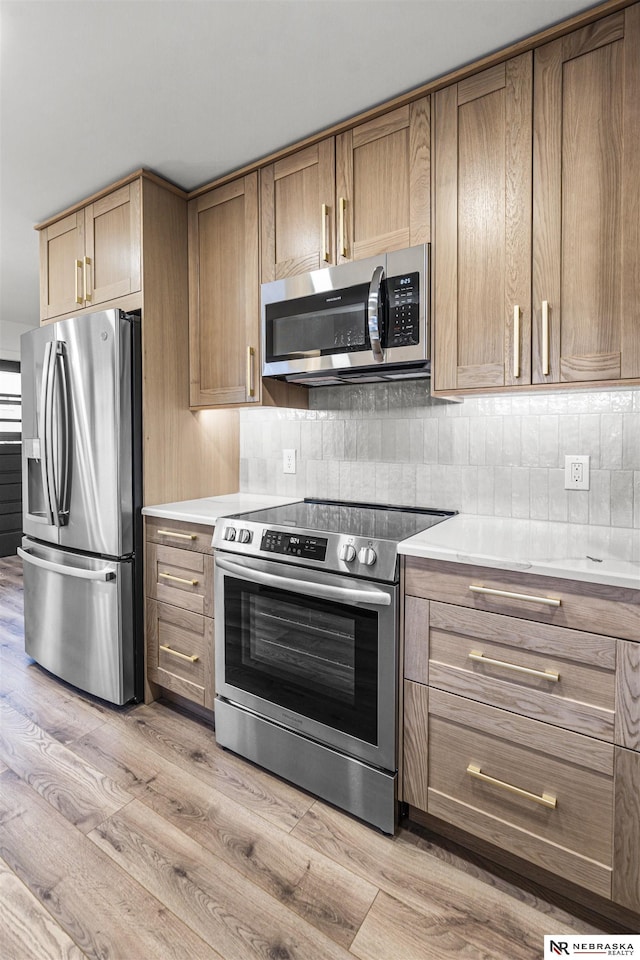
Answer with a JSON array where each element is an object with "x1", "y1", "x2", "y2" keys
[
  {"x1": 432, "y1": 56, "x2": 532, "y2": 393},
  {"x1": 84, "y1": 181, "x2": 141, "y2": 307},
  {"x1": 613, "y1": 746, "x2": 640, "y2": 912},
  {"x1": 188, "y1": 173, "x2": 259, "y2": 407},
  {"x1": 532, "y1": 7, "x2": 640, "y2": 384},
  {"x1": 260, "y1": 139, "x2": 335, "y2": 282},
  {"x1": 336, "y1": 99, "x2": 430, "y2": 263},
  {"x1": 39, "y1": 211, "x2": 85, "y2": 321}
]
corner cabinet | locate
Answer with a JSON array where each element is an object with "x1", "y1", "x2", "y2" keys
[
  {"x1": 402, "y1": 556, "x2": 640, "y2": 915},
  {"x1": 432, "y1": 4, "x2": 640, "y2": 394},
  {"x1": 260, "y1": 97, "x2": 430, "y2": 281},
  {"x1": 188, "y1": 173, "x2": 260, "y2": 407},
  {"x1": 39, "y1": 181, "x2": 141, "y2": 321}
]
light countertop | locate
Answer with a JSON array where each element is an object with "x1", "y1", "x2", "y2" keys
[
  {"x1": 142, "y1": 493, "x2": 301, "y2": 526},
  {"x1": 399, "y1": 514, "x2": 640, "y2": 590}
]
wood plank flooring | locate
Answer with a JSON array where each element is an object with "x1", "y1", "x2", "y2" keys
[{"x1": 0, "y1": 555, "x2": 623, "y2": 959}]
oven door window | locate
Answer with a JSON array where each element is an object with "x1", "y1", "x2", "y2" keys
[
  {"x1": 265, "y1": 283, "x2": 370, "y2": 361},
  {"x1": 224, "y1": 576, "x2": 378, "y2": 745}
]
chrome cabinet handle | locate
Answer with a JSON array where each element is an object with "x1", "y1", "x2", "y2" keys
[
  {"x1": 368, "y1": 265, "x2": 385, "y2": 363},
  {"x1": 321, "y1": 203, "x2": 330, "y2": 262},
  {"x1": 160, "y1": 644, "x2": 199, "y2": 663},
  {"x1": 468, "y1": 650, "x2": 559, "y2": 682},
  {"x1": 18, "y1": 548, "x2": 115, "y2": 581},
  {"x1": 157, "y1": 529, "x2": 197, "y2": 540},
  {"x1": 541, "y1": 300, "x2": 550, "y2": 376},
  {"x1": 467, "y1": 763, "x2": 557, "y2": 809},
  {"x1": 159, "y1": 572, "x2": 199, "y2": 586},
  {"x1": 469, "y1": 585, "x2": 561, "y2": 607},
  {"x1": 513, "y1": 305, "x2": 521, "y2": 378}
]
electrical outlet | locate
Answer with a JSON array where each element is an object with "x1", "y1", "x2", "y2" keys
[
  {"x1": 564, "y1": 454, "x2": 590, "y2": 490},
  {"x1": 282, "y1": 449, "x2": 296, "y2": 474}
]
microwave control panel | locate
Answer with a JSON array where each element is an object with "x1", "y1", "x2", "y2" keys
[{"x1": 385, "y1": 272, "x2": 420, "y2": 347}]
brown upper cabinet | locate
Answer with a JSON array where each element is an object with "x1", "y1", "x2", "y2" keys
[
  {"x1": 335, "y1": 99, "x2": 430, "y2": 264},
  {"x1": 260, "y1": 98, "x2": 430, "y2": 282},
  {"x1": 433, "y1": 5, "x2": 640, "y2": 394},
  {"x1": 188, "y1": 174, "x2": 260, "y2": 408},
  {"x1": 39, "y1": 181, "x2": 141, "y2": 321}
]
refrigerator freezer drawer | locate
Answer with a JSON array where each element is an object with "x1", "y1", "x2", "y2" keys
[{"x1": 20, "y1": 538, "x2": 136, "y2": 705}]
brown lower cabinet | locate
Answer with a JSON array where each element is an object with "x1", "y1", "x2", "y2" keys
[
  {"x1": 144, "y1": 517, "x2": 215, "y2": 710},
  {"x1": 402, "y1": 556, "x2": 640, "y2": 913}
]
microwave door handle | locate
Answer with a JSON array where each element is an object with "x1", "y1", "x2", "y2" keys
[
  {"x1": 215, "y1": 555, "x2": 391, "y2": 607},
  {"x1": 368, "y1": 265, "x2": 385, "y2": 363}
]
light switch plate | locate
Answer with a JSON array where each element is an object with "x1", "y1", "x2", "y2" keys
[{"x1": 564, "y1": 454, "x2": 590, "y2": 490}]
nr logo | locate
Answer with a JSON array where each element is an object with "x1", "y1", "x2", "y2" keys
[{"x1": 549, "y1": 943, "x2": 570, "y2": 956}]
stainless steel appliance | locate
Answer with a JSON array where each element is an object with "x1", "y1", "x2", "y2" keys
[
  {"x1": 19, "y1": 310, "x2": 142, "y2": 705},
  {"x1": 261, "y1": 245, "x2": 429, "y2": 385},
  {"x1": 212, "y1": 498, "x2": 454, "y2": 833}
]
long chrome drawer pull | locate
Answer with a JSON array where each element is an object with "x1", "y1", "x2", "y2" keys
[
  {"x1": 468, "y1": 650, "x2": 559, "y2": 682},
  {"x1": 160, "y1": 644, "x2": 199, "y2": 663},
  {"x1": 159, "y1": 572, "x2": 199, "y2": 586},
  {"x1": 157, "y1": 529, "x2": 197, "y2": 541},
  {"x1": 466, "y1": 764, "x2": 557, "y2": 809},
  {"x1": 469, "y1": 585, "x2": 561, "y2": 607}
]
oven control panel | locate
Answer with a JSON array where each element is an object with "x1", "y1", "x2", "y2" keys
[{"x1": 261, "y1": 529, "x2": 328, "y2": 562}]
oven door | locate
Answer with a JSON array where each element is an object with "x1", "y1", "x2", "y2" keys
[{"x1": 214, "y1": 552, "x2": 397, "y2": 771}]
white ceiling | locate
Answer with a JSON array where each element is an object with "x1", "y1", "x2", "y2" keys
[{"x1": 0, "y1": 0, "x2": 596, "y2": 358}]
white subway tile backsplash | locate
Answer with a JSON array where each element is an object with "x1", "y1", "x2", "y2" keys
[{"x1": 240, "y1": 384, "x2": 640, "y2": 527}]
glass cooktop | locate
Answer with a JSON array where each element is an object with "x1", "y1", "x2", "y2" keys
[{"x1": 231, "y1": 498, "x2": 455, "y2": 544}]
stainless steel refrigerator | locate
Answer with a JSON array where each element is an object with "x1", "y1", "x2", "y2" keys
[{"x1": 19, "y1": 309, "x2": 142, "y2": 705}]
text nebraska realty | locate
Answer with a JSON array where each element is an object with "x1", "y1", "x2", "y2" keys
[{"x1": 550, "y1": 943, "x2": 634, "y2": 956}]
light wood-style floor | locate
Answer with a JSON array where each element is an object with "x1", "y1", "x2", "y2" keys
[{"x1": 0, "y1": 555, "x2": 617, "y2": 960}]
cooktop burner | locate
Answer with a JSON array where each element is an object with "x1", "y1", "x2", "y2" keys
[{"x1": 213, "y1": 498, "x2": 456, "y2": 582}]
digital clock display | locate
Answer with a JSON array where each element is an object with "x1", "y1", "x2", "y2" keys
[{"x1": 261, "y1": 530, "x2": 328, "y2": 561}]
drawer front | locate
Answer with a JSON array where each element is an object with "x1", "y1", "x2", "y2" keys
[
  {"x1": 427, "y1": 689, "x2": 614, "y2": 898},
  {"x1": 405, "y1": 557, "x2": 640, "y2": 641},
  {"x1": 428, "y1": 600, "x2": 616, "y2": 740},
  {"x1": 145, "y1": 517, "x2": 214, "y2": 554},
  {"x1": 146, "y1": 599, "x2": 214, "y2": 708},
  {"x1": 146, "y1": 542, "x2": 214, "y2": 617}
]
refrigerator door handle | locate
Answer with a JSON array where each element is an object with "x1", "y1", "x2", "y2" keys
[
  {"x1": 17, "y1": 547, "x2": 116, "y2": 581},
  {"x1": 52, "y1": 342, "x2": 70, "y2": 523},
  {"x1": 39, "y1": 340, "x2": 56, "y2": 525}
]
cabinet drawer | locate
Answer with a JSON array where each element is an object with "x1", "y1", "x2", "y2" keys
[
  {"x1": 405, "y1": 557, "x2": 640, "y2": 641},
  {"x1": 145, "y1": 517, "x2": 214, "y2": 554},
  {"x1": 427, "y1": 688, "x2": 614, "y2": 898},
  {"x1": 146, "y1": 542, "x2": 214, "y2": 616},
  {"x1": 146, "y1": 599, "x2": 214, "y2": 708},
  {"x1": 427, "y1": 600, "x2": 616, "y2": 740}
]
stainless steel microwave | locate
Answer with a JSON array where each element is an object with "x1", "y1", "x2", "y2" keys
[{"x1": 261, "y1": 244, "x2": 429, "y2": 385}]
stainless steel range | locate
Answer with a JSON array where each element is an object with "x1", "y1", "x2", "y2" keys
[{"x1": 212, "y1": 498, "x2": 454, "y2": 833}]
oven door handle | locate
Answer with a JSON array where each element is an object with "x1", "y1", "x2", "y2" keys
[{"x1": 215, "y1": 555, "x2": 392, "y2": 607}]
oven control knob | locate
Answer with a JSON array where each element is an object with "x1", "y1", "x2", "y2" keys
[
  {"x1": 238, "y1": 528, "x2": 252, "y2": 544},
  {"x1": 340, "y1": 544, "x2": 357, "y2": 563},
  {"x1": 223, "y1": 526, "x2": 236, "y2": 541},
  {"x1": 358, "y1": 546, "x2": 377, "y2": 566}
]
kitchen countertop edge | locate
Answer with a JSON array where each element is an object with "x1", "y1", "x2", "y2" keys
[
  {"x1": 399, "y1": 514, "x2": 640, "y2": 591},
  {"x1": 142, "y1": 493, "x2": 302, "y2": 527}
]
